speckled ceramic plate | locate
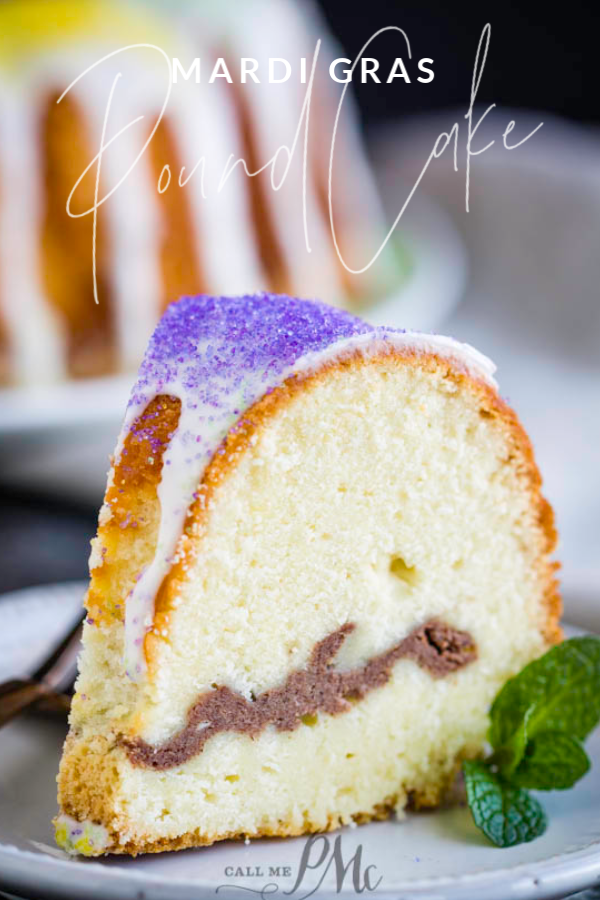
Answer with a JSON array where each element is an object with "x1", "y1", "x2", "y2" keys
[{"x1": 1, "y1": 582, "x2": 600, "y2": 900}]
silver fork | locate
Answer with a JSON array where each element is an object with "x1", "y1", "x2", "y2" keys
[{"x1": 0, "y1": 615, "x2": 83, "y2": 728}]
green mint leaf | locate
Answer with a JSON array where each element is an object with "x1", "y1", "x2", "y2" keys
[
  {"x1": 490, "y1": 637, "x2": 600, "y2": 753},
  {"x1": 496, "y1": 705, "x2": 534, "y2": 776},
  {"x1": 509, "y1": 731, "x2": 590, "y2": 790},
  {"x1": 463, "y1": 760, "x2": 547, "y2": 847}
]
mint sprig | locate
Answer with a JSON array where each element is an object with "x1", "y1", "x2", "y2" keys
[
  {"x1": 463, "y1": 761, "x2": 547, "y2": 847},
  {"x1": 510, "y1": 731, "x2": 590, "y2": 790},
  {"x1": 490, "y1": 637, "x2": 600, "y2": 752},
  {"x1": 463, "y1": 636, "x2": 600, "y2": 847}
]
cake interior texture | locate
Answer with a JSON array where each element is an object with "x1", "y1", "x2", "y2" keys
[{"x1": 56, "y1": 303, "x2": 559, "y2": 855}]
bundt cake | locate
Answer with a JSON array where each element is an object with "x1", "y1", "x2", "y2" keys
[
  {"x1": 0, "y1": 0, "x2": 395, "y2": 385},
  {"x1": 55, "y1": 293, "x2": 561, "y2": 856}
]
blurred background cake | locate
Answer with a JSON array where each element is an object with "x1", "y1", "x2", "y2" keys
[{"x1": 0, "y1": 0, "x2": 398, "y2": 386}]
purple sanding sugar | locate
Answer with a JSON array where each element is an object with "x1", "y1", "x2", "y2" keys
[
  {"x1": 119, "y1": 293, "x2": 402, "y2": 680},
  {"x1": 113, "y1": 293, "x2": 495, "y2": 682},
  {"x1": 127, "y1": 293, "x2": 375, "y2": 418}
]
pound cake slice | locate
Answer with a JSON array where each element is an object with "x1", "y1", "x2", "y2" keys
[{"x1": 55, "y1": 293, "x2": 560, "y2": 856}]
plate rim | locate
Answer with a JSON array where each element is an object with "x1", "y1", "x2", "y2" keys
[
  {"x1": 2, "y1": 831, "x2": 600, "y2": 900},
  {"x1": 0, "y1": 373, "x2": 133, "y2": 436},
  {"x1": 1, "y1": 581, "x2": 598, "y2": 900}
]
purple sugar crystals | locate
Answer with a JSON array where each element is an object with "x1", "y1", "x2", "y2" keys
[
  {"x1": 115, "y1": 292, "x2": 494, "y2": 682},
  {"x1": 119, "y1": 293, "x2": 373, "y2": 680},
  {"x1": 129, "y1": 293, "x2": 373, "y2": 417}
]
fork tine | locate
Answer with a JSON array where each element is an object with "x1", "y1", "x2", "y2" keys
[
  {"x1": 0, "y1": 612, "x2": 84, "y2": 730},
  {"x1": 0, "y1": 681, "x2": 48, "y2": 728}
]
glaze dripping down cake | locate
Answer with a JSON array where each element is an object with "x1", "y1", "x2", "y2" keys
[
  {"x1": 55, "y1": 293, "x2": 561, "y2": 856},
  {"x1": 0, "y1": 0, "x2": 395, "y2": 384}
]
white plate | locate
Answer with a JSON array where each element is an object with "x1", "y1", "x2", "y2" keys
[
  {"x1": 0, "y1": 376, "x2": 132, "y2": 503},
  {"x1": 1, "y1": 583, "x2": 600, "y2": 900}
]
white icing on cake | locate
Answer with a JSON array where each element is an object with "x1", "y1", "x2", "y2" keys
[{"x1": 114, "y1": 294, "x2": 497, "y2": 680}]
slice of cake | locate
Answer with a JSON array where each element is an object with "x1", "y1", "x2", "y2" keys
[{"x1": 55, "y1": 293, "x2": 561, "y2": 856}]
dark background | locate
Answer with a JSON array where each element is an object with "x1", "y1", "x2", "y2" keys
[{"x1": 318, "y1": 0, "x2": 590, "y2": 125}]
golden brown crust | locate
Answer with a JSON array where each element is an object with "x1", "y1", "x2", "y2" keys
[
  {"x1": 86, "y1": 346, "x2": 561, "y2": 660},
  {"x1": 86, "y1": 395, "x2": 181, "y2": 625},
  {"x1": 147, "y1": 117, "x2": 206, "y2": 306},
  {"x1": 62, "y1": 346, "x2": 561, "y2": 856},
  {"x1": 41, "y1": 90, "x2": 115, "y2": 378},
  {"x1": 84, "y1": 345, "x2": 560, "y2": 674},
  {"x1": 57, "y1": 736, "x2": 474, "y2": 856},
  {"x1": 58, "y1": 734, "x2": 123, "y2": 830},
  {"x1": 227, "y1": 75, "x2": 289, "y2": 293},
  {"x1": 147, "y1": 349, "x2": 561, "y2": 665}
]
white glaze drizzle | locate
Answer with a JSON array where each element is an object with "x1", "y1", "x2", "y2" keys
[
  {"x1": 0, "y1": 83, "x2": 67, "y2": 383},
  {"x1": 115, "y1": 297, "x2": 497, "y2": 681}
]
